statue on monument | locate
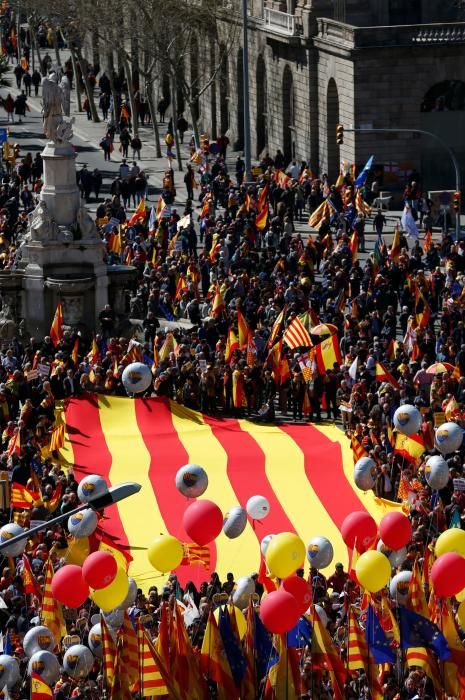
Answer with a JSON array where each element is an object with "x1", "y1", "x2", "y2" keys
[
  {"x1": 29, "y1": 200, "x2": 56, "y2": 242},
  {"x1": 41, "y1": 71, "x2": 74, "y2": 143},
  {"x1": 60, "y1": 74, "x2": 71, "y2": 117}
]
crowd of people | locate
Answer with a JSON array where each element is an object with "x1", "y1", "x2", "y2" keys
[{"x1": 0, "y1": 10, "x2": 464, "y2": 699}]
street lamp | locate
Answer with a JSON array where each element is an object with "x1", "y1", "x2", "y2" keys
[
  {"x1": 0, "y1": 481, "x2": 142, "y2": 553},
  {"x1": 242, "y1": 0, "x2": 252, "y2": 181}
]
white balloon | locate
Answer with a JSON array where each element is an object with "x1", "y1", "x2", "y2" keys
[
  {"x1": 90, "y1": 613, "x2": 101, "y2": 626},
  {"x1": 88, "y1": 623, "x2": 103, "y2": 658},
  {"x1": 77, "y1": 474, "x2": 108, "y2": 503},
  {"x1": 353, "y1": 457, "x2": 377, "y2": 492},
  {"x1": 260, "y1": 534, "x2": 275, "y2": 556},
  {"x1": 435, "y1": 422, "x2": 463, "y2": 455},
  {"x1": 175, "y1": 464, "x2": 208, "y2": 498},
  {"x1": 232, "y1": 576, "x2": 255, "y2": 608},
  {"x1": 377, "y1": 540, "x2": 407, "y2": 568},
  {"x1": 393, "y1": 404, "x2": 422, "y2": 436},
  {"x1": 0, "y1": 523, "x2": 26, "y2": 557},
  {"x1": 425, "y1": 455, "x2": 450, "y2": 490},
  {"x1": 0, "y1": 656, "x2": 19, "y2": 690},
  {"x1": 306, "y1": 536, "x2": 334, "y2": 570},
  {"x1": 389, "y1": 571, "x2": 412, "y2": 605},
  {"x1": 223, "y1": 506, "x2": 247, "y2": 539},
  {"x1": 103, "y1": 607, "x2": 124, "y2": 629},
  {"x1": 23, "y1": 626, "x2": 55, "y2": 657},
  {"x1": 28, "y1": 651, "x2": 60, "y2": 686},
  {"x1": 314, "y1": 604, "x2": 328, "y2": 627},
  {"x1": 122, "y1": 362, "x2": 152, "y2": 395},
  {"x1": 117, "y1": 577, "x2": 138, "y2": 610},
  {"x1": 246, "y1": 495, "x2": 270, "y2": 520},
  {"x1": 63, "y1": 644, "x2": 94, "y2": 679},
  {"x1": 68, "y1": 508, "x2": 98, "y2": 538}
]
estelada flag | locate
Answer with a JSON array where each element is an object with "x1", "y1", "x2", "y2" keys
[
  {"x1": 375, "y1": 361, "x2": 400, "y2": 389},
  {"x1": 314, "y1": 334, "x2": 342, "y2": 374},
  {"x1": 50, "y1": 302, "x2": 63, "y2": 347},
  {"x1": 128, "y1": 198, "x2": 146, "y2": 226},
  {"x1": 31, "y1": 672, "x2": 52, "y2": 700}
]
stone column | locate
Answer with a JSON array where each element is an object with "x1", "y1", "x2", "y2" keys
[{"x1": 40, "y1": 141, "x2": 80, "y2": 227}]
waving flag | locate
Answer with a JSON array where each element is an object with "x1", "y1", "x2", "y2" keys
[
  {"x1": 61, "y1": 396, "x2": 401, "y2": 587},
  {"x1": 354, "y1": 155, "x2": 374, "y2": 188},
  {"x1": 128, "y1": 198, "x2": 146, "y2": 226},
  {"x1": 50, "y1": 302, "x2": 63, "y2": 347}
]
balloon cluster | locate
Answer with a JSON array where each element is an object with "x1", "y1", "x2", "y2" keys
[{"x1": 147, "y1": 463, "x2": 272, "y2": 572}]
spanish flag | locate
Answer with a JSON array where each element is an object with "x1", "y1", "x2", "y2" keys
[
  {"x1": 375, "y1": 361, "x2": 400, "y2": 389},
  {"x1": 257, "y1": 183, "x2": 269, "y2": 212},
  {"x1": 50, "y1": 302, "x2": 64, "y2": 347},
  {"x1": 314, "y1": 334, "x2": 342, "y2": 374},
  {"x1": 267, "y1": 306, "x2": 287, "y2": 349},
  {"x1": 128, "y1": 198, "x2": 146, "y2": 226},
  {"x1": 211, "y1": 284, "x2": 225, "y2": 318},
  {"x1": 255, "y1": 203, "x2": 269, "y2": 231},
  {"x1": 109, "y1": 230, "x2": 122, "y2": 255},
  {"x1": 71, "y1": 338, "x2": 79, "y2": 366},
  {"x1": 155, "y1": 196, "x2": 167, "y2": 222},
  {"x1": 394, "y1": 432, "x2": 425, "y2": 463},
  {"x1": 201, "y1": 611, "x2": 238, "y2": 700},
  {"x1": 389, "y1": 224, "x2": 401, "y2": 262},
  {"x1": 349, "y1": 231, "x2": 358, "y2": 264},
  {"x1": 31, "y1": 672, "x2": 53, "y2": 700},
  {"x1": 21, "y1": 554, "x2": 41, "y2": 598},
  {"x1": 87, "y1": 336, "x2": 100, "y2": 364},
  {"x1": 174, "y1": 274, "x2": 188, "y2": 302},
  {"x1": 224, "y1": 327, "x2": 239, "y2": 364},
  {"x1": 237, "y1": 309, "x2": 249, "y2": 350}
]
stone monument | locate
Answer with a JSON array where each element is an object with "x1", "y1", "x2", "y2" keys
[{"x1": 20, "y1": 70, "x2": 109, "y2": 337}]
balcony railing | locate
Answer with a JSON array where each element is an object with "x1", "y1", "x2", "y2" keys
[
  {"x1": 264, "y1": 8, "x2": 296, "y2": 36},
  {"x1": 316, "y1": 18, "x2": 465, "y2": 49}
]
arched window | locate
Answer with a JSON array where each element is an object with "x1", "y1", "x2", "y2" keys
[
  {"x1": 326, "y1": 78, "x2": 340, "y2": 179},
  {"x1": 256, "y1": 55, "x2": 267, "y2": 157},
  {"x1": 282, "y1": 65, "x2": 294, "y2": 163}
]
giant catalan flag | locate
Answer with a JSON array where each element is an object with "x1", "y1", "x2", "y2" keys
[{"x1": 60, "y1": 396, "x2": 401, "y2": 585}]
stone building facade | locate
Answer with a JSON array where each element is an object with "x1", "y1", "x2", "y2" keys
[{"x1": 194, "y1": 0, "x2": 465, "y2": 190}]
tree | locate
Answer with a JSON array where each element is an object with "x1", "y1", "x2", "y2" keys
[{"x1": 0, "y1": 55, "x2": 12, "y2": 88}]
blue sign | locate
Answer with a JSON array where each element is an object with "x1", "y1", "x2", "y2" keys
[{"x1": 0, "y1": 129, "x2": 7, "y2": 144}]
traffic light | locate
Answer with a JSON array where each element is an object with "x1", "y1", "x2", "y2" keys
[
  {"x1": 453, "y1": 191, "x2": 461, "y2": 212},
  {"x1": 336, "y1": 123, "x2": 344, "y2": 145}
]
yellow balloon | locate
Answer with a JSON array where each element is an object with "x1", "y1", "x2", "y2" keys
[
  {"x1": 265, "y1": 532, "x2": 306, "y2": 579},
  {"x1": 457, "y1": 587, "x2": 465, "y2": 603},
  {"x1": 91, "y1": 567, "x2": 129, "y2": 612},
  {"x1": 148, "y1": 535, "x2": 183, "y2": 573},
  {"x1": 457, "y1": 601, "x2": 465, "y2": 629},
  {"x1": 63, "y1": 537, "x2": 90, "y2": 565},
  {"x1": 435, "y1": 529, "x2": 465, "y2": 558},
  {"x1": 213, "y1": 605, "x2": 247, "y2": 639},
  {"x1": 356, "y1": 550, "x2": 391, "y2": 593}
]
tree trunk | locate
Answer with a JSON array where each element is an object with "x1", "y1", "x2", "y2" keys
[
  {"x1": 75, "y1": 47, "x2": 100, "y2": 123},
  {"x1": 30, "y1": 23, "x2": 43, "y2": 75},
  {"x1": 120, "y1": 52, "x2": 138, "y2": 136},
  {"x1": 52, "y1": 30, "x2": 61, "y2": 68},
  {"x1": 69, "y1": 46, "x2": 82, "y2": 112},
  {"x1": 146, "y1": 80, "x2": 162, "y2": 158},
  {"x1": 188, "y1": 99, "x2": 200, "y2": 150},
  {"x1": 108, "y1": 67, "x2": 120, "y2": 133},
  {"x1": 171, "y1": 70, "x2": 183, "y2": 172}
]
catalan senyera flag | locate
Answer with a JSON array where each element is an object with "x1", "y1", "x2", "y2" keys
[
  {"x1": 406, "y1": 648, "x2": 443, "y2": 698},
  {"x1": 375, "y1": 361, "x2": 400, "y2": 389},
  {"x1": 31, "y1": 672, "x2": 53, "y2": 700},
  {"x1": 311, "y1": 608, "x2": 347, "y2": 700},
  {"x1": 50, "y1": 423, "x2": 65, "y2": 453},
  {"x1": 41, "y1": 559, "x2": 66, "y2": 646},
  {"x1": 308, "y1": 199, "x2": 332, "y2": 229},
  {"x1": 101, "y1": 617, "x2": 116, "y2": 687},
  {"x1": 50, "y1": 302, "x2": 64, "y2": 347},
  {"x1": 441, "y1": 603, "x2": 465, "y2": 699},
  {"x1": 315, "y1": 334, "x2": 342, "y2": 374},
  {"x1": 282, "y1": 317, "x2": 312, "y2": 350},
  {"x1": 267, "y1": 305, "x2": 287, "y2": 349},
  {"x1": 128, "y1": 198, "x2": 146, "y2": 226},
  {"x1": 407, "y1": 558, "x2": 429, "y2": 619},
  {"x1": 350, "y1": 435, "x2": 368, "y2": 464},
  {"x1": 120, "y1": 611, "x2": 139, "y2": 689},
  {"x1": 60, "y1": 396, "x2": 402, "y2": 587},
  {"x1": 110, "y1": 638, "x2": 132, "y2": 700},
  {"x1": 347, "y1": 608, "x2": 383, "y2": 699},
  {"x1": 11, "y1": 482, "x2": 39, "y2": 509},
  {"x1": 136, "y1": 622, "x2": 171, "y2": 698}
]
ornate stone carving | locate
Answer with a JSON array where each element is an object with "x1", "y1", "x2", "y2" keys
[
  {"x1": 29, "y1": 200, "x2": 54, "y2": 242},
  {"x1": 41, "y1": 71, "x2": 74, "y2": 143}
]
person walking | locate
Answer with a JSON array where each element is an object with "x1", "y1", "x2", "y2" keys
[
  {"x1": 176, "y1": 114, "x2": 188, "y2": 144},
  {"x1": 22, "y1": 70, "x2": 32, "y2": 96},
  {"x1": 31, "y1": 70, "x2": 41, "y2": 97},
  {"x1": 184, "y1": 164, "x2": 195, "y2": 201},
  {"x1": 120, "y1": 128, "x2": 130, "y2": 159},
  {"x1": 131, "y1": 135, "x2": 142, "y2": 160},
  {"x1": 14, "y1": 92, "x2": 28, "y2": 124},
  {"x1": 3, "y1": 94, "x2": 15, "y2": 122},
  {"x1": 373, "y1": 209, "x2": 387, "y2": 241}
]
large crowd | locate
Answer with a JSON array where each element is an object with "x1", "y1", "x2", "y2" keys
[{"x1": 0, "y1": 10, "x2": 463, "y2": 700}]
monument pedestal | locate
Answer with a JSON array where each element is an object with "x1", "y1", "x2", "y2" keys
[{"x1": 21, "y1": 139, "x2": 109, "y2": 336}]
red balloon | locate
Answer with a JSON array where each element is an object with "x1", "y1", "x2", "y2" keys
[
  {"x1": 282, "y1": 575, "x2": 312, "y2": 615},
  {"x1": 431, "y1": 552, "x2": 465, "y2": 598},
  {"x1": 183, "y1": 500, "x2": 223, "y2": 546},
  {"x1": 51, "y1": 564, "x2": 89, "y2": 608},
  {"x1": 379, "y1": 512, "x2": 412, "y2": 551},
  {"x1": 260, "y1": 590, "x2": 300, "y2": 634},
  {"x1": 341, "y1": 511, "x2": 377, "y2": 551},
  {"x1": 82, "y1": 551, "x2": 118, "y2": 590}
]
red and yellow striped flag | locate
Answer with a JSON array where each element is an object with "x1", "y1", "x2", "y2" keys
[
  {"x1": 10, "y1": 482, "x2": 38, "y2": 509},
  {"x1": 201, "y1": 610, "x2": 238, "y2": 700},
  {"x1": 31, "y1": 672, "x2": 52, "y2": 700},
  {"x1": 87, "y1": 336, "x2": 100, "y2": 364},
  {"x1": 350, "y1": 435, "x2": 368, "y2": 464},
  {"x1": 267, "y1": 306, "x2": 287, "y2": 349},
  {"x1": 407, "y1": 558, "x2": 429, "y2": 619},
  {"x1": 110, "y1": 637, "x2": 132, "y2": 700},
  {"x1": 181, "y1": 542, "x2": 211, "y2": 569},
  {"x1": 282, "y1": 317, "x2": 312, "y2": 350},
  {"x1": 137, "y1": 621, "x2": 168, "y2": 696},
  {"x1": 255, "y1": 203, "x2": 269, "y2": 231},
  {"x1": 406, "y1": 648, "x2": 443, "y2": 698},
  {"x1": 347, "y1": 608, "x2": 383, "y2": 699},
  {"x1": 128, "y1": 198, "x2": 146, "y2": 227},
  {"x1": 211, "y1": 283, "x2": 225, "y2": 318},
  {"x1": 50, "y1": 303, "x2": 64, "y2": 347},
  {"x1": 21, "y1": 554, "x2": 41, "y2": 598},
  {"x1": 41, "y1": 559, "x2": 66, "y2": 647},
  {"x1": 50, "y1": 423, "x2": 65, "y2": 453},
  {"x1": 315, "y1": 334, "x2": 342, "y2": 374},
  {"x1": 101, "y1": 617, "x2": 116, "y2": 687},
  {"x1": 121, "y1": 611, "x2": 139, "y2": 689},
  {"x1": 71, "y1": 338, "x2": 79, "y2": 366},
  {"x1": 237, "y1": 309, "x2": 249, "y2": 350}
]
